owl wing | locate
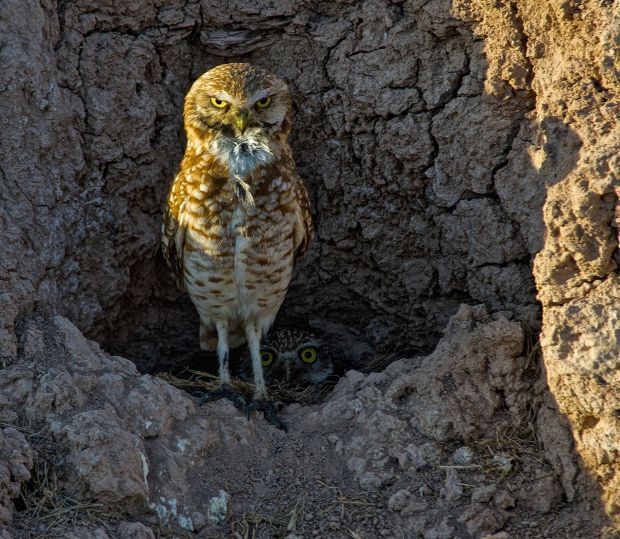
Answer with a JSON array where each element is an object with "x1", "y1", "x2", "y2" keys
[
  {"x1": 292, "y1": 174, "x2": 314, "y2": 261},
  {"x1": 161, "y1": 172, "x2": 188, "y2": 291}
]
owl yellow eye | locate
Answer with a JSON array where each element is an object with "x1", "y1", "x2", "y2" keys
[
  {"x1": 210, "y1": 97, "x2": 228, "y2": 109},
  {"x1": 260, "y1": 350, "x2": 274, "y2": 367},
  {"x1": 299, "y1": 347, "x2": 317, "y2": 364},
  {"x1": 255, "y1": 96, "x2": 272, "y2": 109}
]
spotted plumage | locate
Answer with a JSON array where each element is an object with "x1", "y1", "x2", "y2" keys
[
  {"x1": 162, "y1": 63, "x2": 313, "y2": 400},
  {"x1": 239, "y1": 329, "x2": 334, "y2": 385}
]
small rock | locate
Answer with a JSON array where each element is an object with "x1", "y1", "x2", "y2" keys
[
  {"x1": 491, "y1": 454, "x2": 513, "y2": 473},
  {"x1": 460, "y1": 505, "x2": 507, "y2": 537},
  {"x1": 443, "y1": 468, "x2": 463, "y2": 502},
  {"x1": 404, "y1": 516, "x2": 427, "y2": 535},
  {"x1": 367, "y1": 371, "x2": 388, "y2": 386},
  {"x1": 327, "y1": 434, "x2": 339, "y2": 446},
  {"x1": 347, "y1": 456, "x2": 366, "y2": 474},
  {"x1": 419, "y1": 484, "x2": 432, "y2": 497},
  {"x1": 388, "y1": 489, "x2": 411, "y2": 512},
  {"x1": 407, "y1": 442, "x2": 441, "y2": 470},
  {"x1": 471, "y1": 484, "x2": 497, "y2": 503},
  {"x1": 493, "y1": 490, "x2": 515, "y2": 510},
  {"x1": 452, "y1": 446, "x2": 474, "y2": 465},
  {"x1": 117, "y1": 522, "x2": 155, "y2": 539},
  {"x1": 423, "y1": 518, "x2": 455, "y2": 539},
  {"x1": 359, "y1": 471, "x2": 389, "y2": 490},
  {"x1": 518, "y1": 476, "x2": 562, "y2": 514},
  {"x1": 207, "y1": 490, "x2": 230, "y2": 525},
  {"x1": 482, "y1": 533, "x2": 511, "y2": 539},
  {"x1": 401, "y1": 500, "x2": 430, "y2": 516},
  {"x1": 191, "y1": 511, "x2": 206, "y2": 531}
]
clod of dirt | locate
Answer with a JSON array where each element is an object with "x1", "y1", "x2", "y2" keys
[{"x1": 0, "y1": 428, "x2": 33, "y2": 524}]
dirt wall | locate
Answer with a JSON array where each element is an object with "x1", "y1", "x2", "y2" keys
[
  {"x1": 1, "y1": 0, "x2": 619, "y2": 533},
  {"x1": 0, "y1": 0, "x2": 538, "y2": 370}
]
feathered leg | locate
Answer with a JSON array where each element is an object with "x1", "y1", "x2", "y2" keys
[
  {"x1": 198, "y1": 319, "x2": 245, "y2": 410},
  {"x1": 215, "y1": 320, "x2": 231, "y2": 386},
  {"x1": 244, "y1": 321, "x2": 267, "y2": 399},
  {"x1": 244, "y1": 322, "x2": 285, "y2": 429}
]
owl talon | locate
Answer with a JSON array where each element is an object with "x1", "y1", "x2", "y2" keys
[
  {"x1": 246, "y1": 399, "x2": 287, "y2": 431},
  {"x1": 197, "y1": 387, "x2": 248, "y2": 412}
]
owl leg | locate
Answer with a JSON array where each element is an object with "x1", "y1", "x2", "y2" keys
[
  {"x1": 198, "y1": 319, "x2": 247, "y2": 410},
  {"x1": 215, "y1": 320, "x2": 231, "y2": 386},
  {"x1": 243, "y1": 324, "x2": 285, "y2": 428},
  {"x1": 244, "y1": 322, "x2": 267, "y2": 399}
]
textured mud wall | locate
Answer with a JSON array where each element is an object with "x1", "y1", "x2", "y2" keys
[
  {"x1": 1, "y1": 0, "x2": 619, "y2": 530},
  {"x1": 451, "y1": 0, "x2": 619, "y2": 524},
  {"x1": 0, "y1": 0, "x2": 537, "y2": 371}
]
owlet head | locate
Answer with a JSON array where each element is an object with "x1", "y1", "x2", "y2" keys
[{"x1": 240, "y1": 329, "x2": 334, "y2": 386}]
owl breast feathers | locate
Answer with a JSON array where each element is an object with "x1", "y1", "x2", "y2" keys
[{"x1": 161, "y1": 63, "x2": 313, "y2": 399}]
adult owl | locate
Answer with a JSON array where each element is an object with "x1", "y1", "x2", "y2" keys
[
  {"x1": 162, "y1": 63, "x2": 313, "y2": 412},
  {"x1": 239, "y1": 329, "x2": 334, "y2": 386}
]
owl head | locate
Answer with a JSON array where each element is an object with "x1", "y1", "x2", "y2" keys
[
  {"x1": 183, "y1": 64, "x2": 292, "y2": 195},
  {"x1": 239, "y1": 329, "x2": 334, "y2": 386}
]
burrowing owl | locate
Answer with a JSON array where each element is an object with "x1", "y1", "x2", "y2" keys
[
  {"x1": 239, "y1": 329, "x2": 334, "y2": 385},
  {"x1": 162, "y1": 63, "x2": 313, "y2": 404}
]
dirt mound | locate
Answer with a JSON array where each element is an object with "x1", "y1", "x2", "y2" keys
[{"x1": 0, "y1": 308, "x2": 605, "y2": 538}]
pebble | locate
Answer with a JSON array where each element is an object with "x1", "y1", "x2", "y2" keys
[
  {"x1": 207, "y1": 490, "x2": 230, "y2": 525},
  {"x1": 191, "y1": 511, "x2": 206, "y2": 531},
  {"x1": 471, "y1": 484, "x2": 497, "y2": 503},
  {"x1": 452, "y1": 446, "x2": 474, "y2": 465}
]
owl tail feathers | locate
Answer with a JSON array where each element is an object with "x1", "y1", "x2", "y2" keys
[{"x1": 199, "y1": 322, "x2": 246, "y2": 351}]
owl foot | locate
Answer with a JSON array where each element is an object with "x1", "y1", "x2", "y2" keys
[
  {"x1": 197, "y1": 386, "x2": 248, "y2": 411},
  {"x1": 247, "y1": 399, "x2": 287, "y2": 431},
  {"x1": 197, "y1": 389, "x2": 286, "y2": 430}
]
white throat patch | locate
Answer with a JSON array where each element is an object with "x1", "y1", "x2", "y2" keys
[{"x1": 210, "y1": 129, "x2": 274, "y2": 207}]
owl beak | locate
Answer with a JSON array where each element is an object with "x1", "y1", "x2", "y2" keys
[{"x1": 233, "y1": 111, "x2": 248, "y2": 134}]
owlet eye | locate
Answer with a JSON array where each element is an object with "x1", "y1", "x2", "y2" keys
[
  {"x1": 255, "y1": 96, "x2": 272, "y2": 109},
  {"x1": 299, "y1": 347, "x2": 317, "y2": 364},
  {"x1": 210, "y1": 97, "x2": 228, "y2": 109},
  {"x1": 260, "y1": 350, "x2": 274, "y2": 367}
]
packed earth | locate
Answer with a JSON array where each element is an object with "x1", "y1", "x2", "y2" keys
[{"x1": 0, "y1": 0, "x2": 618, "y2": 537}]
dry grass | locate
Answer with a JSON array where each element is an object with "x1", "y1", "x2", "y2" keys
[
  {"x1": 230, "y1": 510, "x2": 288, "y2": 539},
  {"x1": 227, "y1": 481, "x2": 381, "y2": 539},
  {"x1": 228, "y1": 500, "x2": 302, "y2": 539},
  {"x1": 0, "y1": 419, "x2": 120, "y2": 537},
  {"x1": 157, "y1": 340, "x2": 423, "y2": 409},
  {"x1": 470, "y1": 409, "x2": 546, "y2": 477},
  {"x1": 316, "y1": 480, "x2": 381, "y2": 521},
  {"x1": 157, "y1": 369, "x2": 334, "y2": 405},
  {"x1": 1, "y1": 417, "x2": 204, "y2": 537},
  {"x1": 359, "y1": 344, "x2": 422, "y2": 374},
  {"x1": 520, "y1": 320, "x2": 542, "y2": 373}
]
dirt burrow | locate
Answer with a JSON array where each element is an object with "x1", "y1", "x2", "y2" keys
[
  {"x1": 1, "y1": 0, "x2": 619, "y2": 535},
  {"x1": 0, "y1": 306, "x2": 610, "y2": 538}
]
